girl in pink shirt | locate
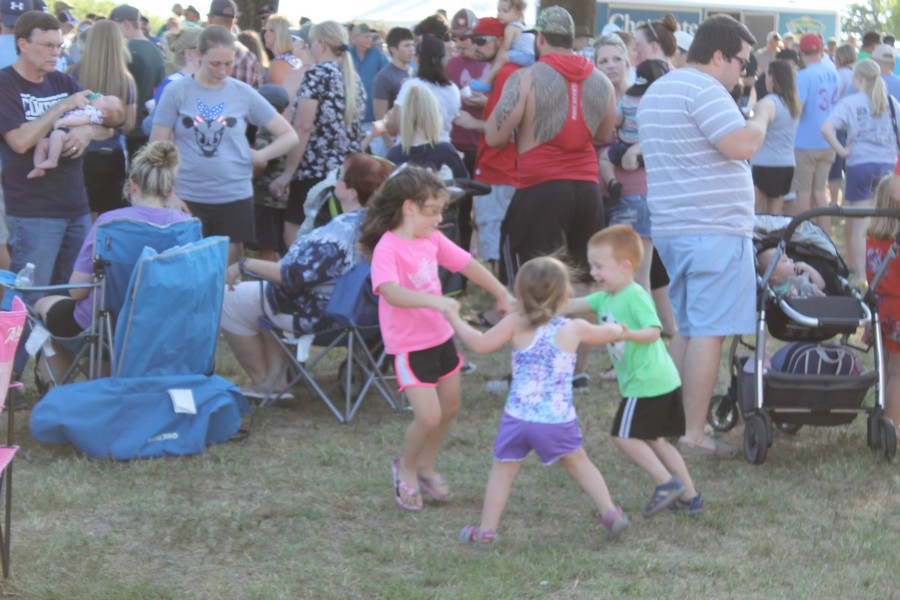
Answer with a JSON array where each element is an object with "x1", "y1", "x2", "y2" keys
[{"x1": 360, "y1": 166, "x2": 515, "y2": 512}]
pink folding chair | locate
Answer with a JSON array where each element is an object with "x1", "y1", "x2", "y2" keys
[{"x1": 0, "y1": 296, "x2": 27, "y2": 578}]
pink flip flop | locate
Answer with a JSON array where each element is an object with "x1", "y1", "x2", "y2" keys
[
  {"x1": 391, "y1": 460, "x2": 422, "y2": 511},
  {"x1": 418, "y1": 473, "x2": 451, "y2": 502}
]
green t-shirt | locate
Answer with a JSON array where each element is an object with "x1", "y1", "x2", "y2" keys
[{"x1": 585, "y1": 282, "x2": 681, "y2": 397}]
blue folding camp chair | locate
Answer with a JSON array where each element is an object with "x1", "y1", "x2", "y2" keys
[
  {"x1": 257, "y1": 253, "x2": 400, "y2": 423},
  {"x1": 24, "y1": 217, "x2": 202, "y2": 391},
  {"x1": 30, "y1": 236, "x2": 251, "y2": 459}
]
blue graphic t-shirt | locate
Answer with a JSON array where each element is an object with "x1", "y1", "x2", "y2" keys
[
  {"x1": 153, "y1": 75, "x2": 276, "y2": 204},
  {"x1": 0, "y1": 66, "x2": 87, "y2": 218}
]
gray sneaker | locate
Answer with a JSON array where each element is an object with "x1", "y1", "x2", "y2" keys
[{"x1": 675, "y1": 439, "x2": 738, "y2": 458}]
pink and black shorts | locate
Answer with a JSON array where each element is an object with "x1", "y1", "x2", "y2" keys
[{"x1": 393, "y1": 338, "x2": 462, "y2": 392}]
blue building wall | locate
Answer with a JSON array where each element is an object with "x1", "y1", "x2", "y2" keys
[{"x1": 595, "y1": 4, "x2": 838, "y2": 40}]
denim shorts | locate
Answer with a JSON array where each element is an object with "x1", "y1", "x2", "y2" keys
[
  {"x1": 845, "y1": 162, "x2": 893, "y2": 202},
  {"x1": 655, "y1": 235, "x2": 756, "y2": 337},
  {"x1": 607, "y1": 194, "x2": 651, "y2": 237},
  {"x1": 473, "y1": 183, "x2": 514, "y2": 261}
]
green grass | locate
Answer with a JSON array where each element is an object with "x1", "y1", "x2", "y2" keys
[{"x1": 1, "y1": 285, "x2": 899, "y2": 599}]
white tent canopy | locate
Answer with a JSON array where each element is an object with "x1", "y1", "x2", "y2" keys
[{"x1": 276, "y1": 0, "x2": 511, "y2": 26}]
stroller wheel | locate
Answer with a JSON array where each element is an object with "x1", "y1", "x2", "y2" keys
[
  {"x1": 707, "y1": 394, "x2": 739, "y2": 432},
  {"x1": 878, "y1": 417, "x2": 897, "y2": 460},
  {"x1": 744, "y1": 414, "x2": 770, "y2": 465},
  {"x1": 867, "y1": 409, "x2": 883, "y2": 450},
  {"x1": 775, "y1": 422, "x2": 803, "y2": 435}
]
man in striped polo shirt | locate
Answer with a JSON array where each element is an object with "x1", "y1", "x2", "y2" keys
[{"x1": 638, "y1": 14, "x2": 773, "y2": 458}]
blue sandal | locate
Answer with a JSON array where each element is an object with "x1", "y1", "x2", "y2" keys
[
  {"x1": 642, "y1": 476, "x2": 685, "y2": 518},
  {"x1": 669, "y1": 493, "x2": 704, "y2": 516}
]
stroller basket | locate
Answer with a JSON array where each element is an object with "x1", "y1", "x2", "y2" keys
[
  {"x1": 767, "y1": 296, "x2": 869, "y2": 342},
  {"x1": 736, "y1": 356, "x2": 876, "y2": 426}
]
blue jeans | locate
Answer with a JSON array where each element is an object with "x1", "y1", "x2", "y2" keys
[{"x1": 6, "y1": 213, "x2": 90, "y2": 377}]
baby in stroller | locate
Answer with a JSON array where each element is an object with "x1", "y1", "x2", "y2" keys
[{"x1": 756, "y1": 247, "x2": 826, "y2": 297}]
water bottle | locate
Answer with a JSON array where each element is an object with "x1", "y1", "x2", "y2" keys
[{"x1": 15, "y1": 263, "x2": 34, "y2": 288}]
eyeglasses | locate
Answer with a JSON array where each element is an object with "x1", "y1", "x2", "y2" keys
[
  {"x1": 642, "y1": 21, "x2": 659, "y2": 42},
  {"x1": 728, "y1": 54, "x2": 751, "y2": 73},
  {"x1": 336, "y1": 169, "x2": 345, "y2": 182},
  {"x1": 472, "y1": 36, "x2": 495, "y2": 46}
]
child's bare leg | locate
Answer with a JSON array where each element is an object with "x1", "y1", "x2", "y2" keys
[
  {"x1": 478, "y1": 460, "x2": 522, "y2": 531},
  {"x1": 621, "y1": 143, "x2": 643, "y2": 171},
  {"x1": 558, "y1": 447, "x2": 616, "y2": 516},
  {"x1": 885, "y1": 352, "x2": 900, "y2": 427},
  {"x1": 483, "y1": 50, "x2": 507, "y2": 85},
  {"x1": 399, "y1": 386, "x2": 444, "y2": 504},
  {"x1": 28, "y1": 138, "x2": 52, "y2": 178},
  {"x1": 647, "y1": 437, "x2": 698, "y2": 498},
  {"x1": 612, "y1": 436, "x2": 672, "y2": 485},
  {"x1": 414, "y1": 372, "x2": 462, "y2": 493},
  {"x1": 38, "y1": 130, "x2": 65, "y2": 169}
]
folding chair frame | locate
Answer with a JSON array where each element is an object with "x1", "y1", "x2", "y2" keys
[
  {"x1": 0, "y1": 386, "x2": 17, "y2": 579},
  {"x1": 261, "y1": 322, "x2": 400, "y2": 423}
]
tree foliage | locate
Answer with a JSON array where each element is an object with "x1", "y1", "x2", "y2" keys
[{"x1": 843, "y1": 0, "x2": 900, "y2": 37}]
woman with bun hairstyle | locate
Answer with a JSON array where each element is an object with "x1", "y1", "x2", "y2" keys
[
  {"x1": 33, "y1": 141, "x2": 192, "y2": 377},
  {"x1": 633, "y1": 15, "x2": 678, "y2": 65}
]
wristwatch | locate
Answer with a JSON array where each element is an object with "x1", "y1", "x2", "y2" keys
[{"x1": 238, "y1": 257, "x2": 249, "y2": 276}]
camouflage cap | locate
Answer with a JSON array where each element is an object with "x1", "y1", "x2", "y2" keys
[{"x1": 529, "y1": 6, "x2": 574, "y2": 37}]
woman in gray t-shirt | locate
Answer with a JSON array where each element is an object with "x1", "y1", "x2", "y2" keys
[{"x1": 150, "y1": 25, "x2": 296, "y2": 265}]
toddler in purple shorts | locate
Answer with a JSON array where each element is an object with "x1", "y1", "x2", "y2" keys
[{"x1": 446, "y1": 256, "x2": 630, "y2": 546}]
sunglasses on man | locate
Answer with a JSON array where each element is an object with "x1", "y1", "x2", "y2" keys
[{"x1": 472, "y1": 36, "x2": 496, "y2": 46}]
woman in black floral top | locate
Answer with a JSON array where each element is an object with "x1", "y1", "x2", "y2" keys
[
  {"x1": 270, "y1": 20, "x2": 366, "y2": 247},
  {"x1": 223, "y1": 153, "x2": 394, "y2": 398}
]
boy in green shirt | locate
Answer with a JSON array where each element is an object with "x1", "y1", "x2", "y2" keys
[{"x1": 568, "y1": 225, "x2": 704, "y2": 516}]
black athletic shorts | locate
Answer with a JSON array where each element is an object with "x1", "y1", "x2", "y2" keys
[{"x1": 499, "y1": 179, "x2": 604, "y2": 286}]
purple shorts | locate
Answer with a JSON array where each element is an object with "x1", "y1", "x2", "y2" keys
[{"x1": 493, "y1": 412, "x2": 583, "y2": 465}]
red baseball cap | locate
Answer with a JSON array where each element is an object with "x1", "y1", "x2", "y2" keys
[
  {"x1": 799, "y1": 33, "x2": 823, "y2": 53},
  {"x1": 472, "y1": 17, "x2": 504, "y2": 38}
]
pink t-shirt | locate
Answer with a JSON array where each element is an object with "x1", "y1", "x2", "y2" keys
[{"x1": 371, "y1": 229, "x2": 471, "y2": 354}]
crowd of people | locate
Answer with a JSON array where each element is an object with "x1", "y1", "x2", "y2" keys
[{"x1": 2, "y1": 0, "x2": 900, "y2": 545}]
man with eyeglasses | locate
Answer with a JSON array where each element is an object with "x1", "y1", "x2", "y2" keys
[
  {"x1": 637, "y1": 14, "x2": 773, "y2": 458},
  {"x1": 0, "y1": 10, "x2": 113, "y2": 381}
]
